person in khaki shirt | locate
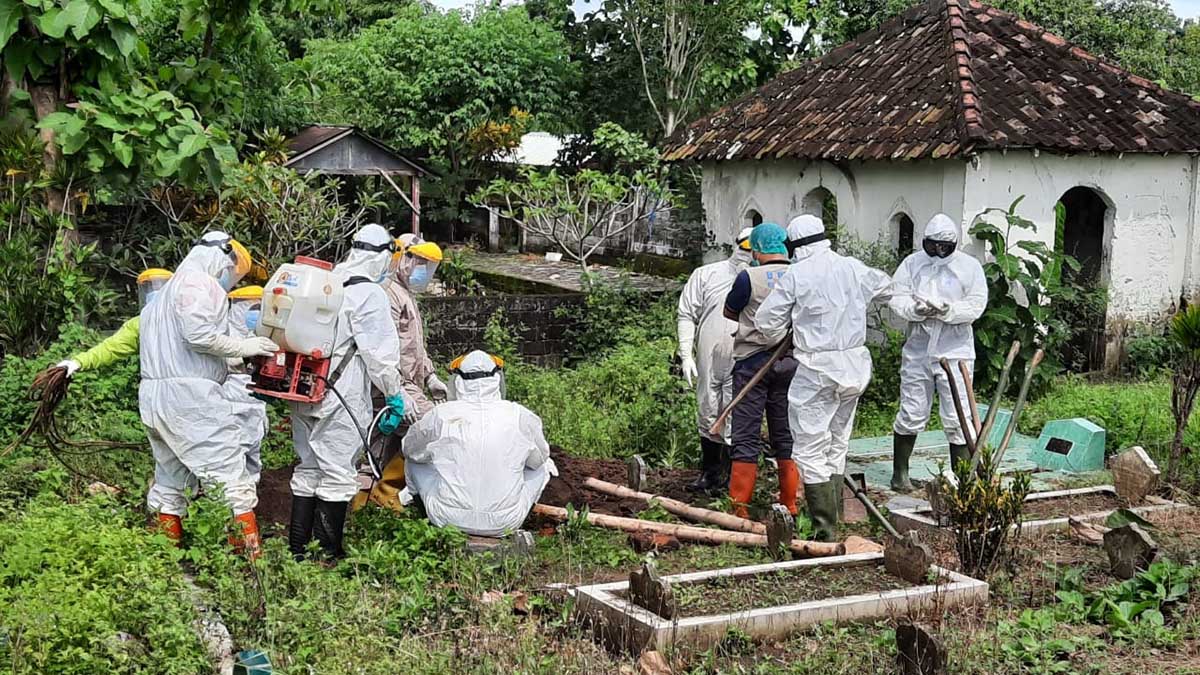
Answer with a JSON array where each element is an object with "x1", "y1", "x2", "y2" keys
[{"x1": 722, "y1": 223, "x2": 799, "y2": 518}]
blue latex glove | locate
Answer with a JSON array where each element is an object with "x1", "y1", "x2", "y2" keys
[{"x1": 377, "y1": 394, "x2": 407, "y2": 436}]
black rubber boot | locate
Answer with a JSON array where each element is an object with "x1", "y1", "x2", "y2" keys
[
  {"x1": 288, "y1": 495, "x2": 317, "y2": 561},
  {"x1": 687, "y1": 439, "x2": 724, "y2": 495},
  {"x1": 313, "y1": 499, "x2": 349, "y2": 560},
  {"x1": 804, "y1": 482, "x2": 838, "y2": 542},
  {"x1": 831, "y1": 473, "x2": 844, "y2": 520},
  {"x1": 891, "y1": 433, "x2": 917, "y2": 492},
  {"x1": 949, "y1": 443, "x2": 971, "y2": 474}
]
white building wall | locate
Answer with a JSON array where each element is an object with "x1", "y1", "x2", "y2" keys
[
  {"x1": 700, "y1": 158, "x2": 966, "y2": 253},
  {"x1": 962, "y1": 150, "x2": 1197, "y2": 324}
]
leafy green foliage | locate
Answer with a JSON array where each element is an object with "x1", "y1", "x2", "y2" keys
[
  {"x1": 937, "y1": 446, "x2": 1031, "y2": 579},
  {"x1": 38, "y1": 78, "x2": 237, "y2": 190},
  {"x1": 0, "y1": 496, "x2": 209, "y2": 673},
  {"x1": 970, "y1": 197, "x2": 1086, "y2": 396},
  {"x1": 302, "y1": 4, "x2": 578, "y2": 226},
  {"x1": 997, "y1": 607, "x2": 1102, "y2": 673},
  {"x1": 1169, "y1": 304, "x2": 1200, "y2": 482},
  {"x1": 436, "y1": 247, "x2": 483, "y2": 297},
  {"x1": 0, "y1": 0, "x2": 144, "y2": 84}
]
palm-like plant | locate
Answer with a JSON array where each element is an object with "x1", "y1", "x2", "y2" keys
[{"x1": 1168, "y1": 305, "x2": 1200, "y2": 483}]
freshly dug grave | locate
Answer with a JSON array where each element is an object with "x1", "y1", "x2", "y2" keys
[
  {"x1": 621, "y1": 563, "x2": 915, "y2": 617},
  {"x1": 256, "y1": 446, "x2": 703, "y2": 528},
  {"x1": 1019, "y1": 492, "x2": 1122, "y2": 521},
  {"x1": 540, "y1": 446, "x2": 701, "y2": 517}
]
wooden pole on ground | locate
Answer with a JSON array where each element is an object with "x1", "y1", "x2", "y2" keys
[
  {"x1": 583, "y1": 476, "x2": 766, "y2": 535},
  {"x1": 531, "y1": 504, "x2": 846, "y2": 558}
]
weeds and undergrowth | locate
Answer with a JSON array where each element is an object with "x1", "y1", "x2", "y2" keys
[
  {"x1": 0, "y1": 496, "x2": 209, "y2": 674},
  {"x1": 937, "y1": 447, "x2": 1031, "y2": 579}
]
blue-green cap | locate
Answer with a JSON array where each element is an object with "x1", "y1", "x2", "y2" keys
[{"x1": 750, "y1": 222, "x2": 789, "y2": 255}]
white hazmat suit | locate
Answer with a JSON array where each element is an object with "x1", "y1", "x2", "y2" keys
[
  {"x1": 677, "y1": 229, "x2": 754, "y2": 492},
  {"x1": 226, "y1": 296, "x2": 269, "y2": 484},
  {"x1": 288, "y1": 224, "x2": 406, "y2": 503},
  {"x1": 756, "y1": 215, "x2": 892, "y2": 541},
  {"x1": 403, "y1": 351, "x2": 554, "y2": 537},
  {"x1": 139, "y1": 232, "x2": 276, "y2": 517},
  {"x1": 890, "y1": 214, "x2": 988, "y2": 446}
]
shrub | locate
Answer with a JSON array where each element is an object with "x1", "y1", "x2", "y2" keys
[
  {"x1": 1125, "y1": 332, "x2": 1176, "y2": 380},
  {"x1": 0, "y1": 496, "x2": 209, "y2": 674},
  {"x1": 969, "y1": 197, "x2": 1087, "y2": 396},
  {"x1": 937, "y1": 446, "x2": 1031, "y2": 578}
]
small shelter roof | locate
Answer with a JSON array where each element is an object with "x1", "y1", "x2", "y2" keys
[
  {"x1": 663, "y1": 0, "x2": 1200, "y2": 163},
  {"x1": 285, "y1": 125, "x2": 430, "y2": 176}
]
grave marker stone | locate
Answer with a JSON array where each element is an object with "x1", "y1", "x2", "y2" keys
[
  {"x1": 1110, "y1": 447, "x2": 1160, "y2": 503},
  {"x1": 628, "y1": 455, "x2": 648, "y2": 492},
  {"x1": 896, "y1": 623, "x2": 946, "y2": 675},
  {"x1": 766, "y1": 505, "x2": 795, "y2": 561},
  {"x1": 1104, "y1": 523, "x2": 1158, "y2": 580},
  {"x1": 629, "y1": 560, "x2": 677, "y2": 620}
]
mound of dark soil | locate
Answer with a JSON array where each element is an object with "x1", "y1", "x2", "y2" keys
[{"x1": 541, "y1": 446, "x2": 703, "y2": 516}]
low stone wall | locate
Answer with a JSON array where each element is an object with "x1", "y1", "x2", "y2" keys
[{"x1": 421, "y1": 293, "x2": 586, "y2": 367}]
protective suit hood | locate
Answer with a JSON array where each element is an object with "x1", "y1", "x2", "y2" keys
[
  {"x1": 178, "y1": 231, "x2": 236, "y2": 281},
  {"x1": 787, "y1": 214, "x2": 831, "y2": 262},
  {"x1": 924, "y1": 214, "x2": 960, "y2": 244},
  {"x1": 451, "y1": 350, "x2": 503, "y2": 402},
  {"x1": 337, "y1": 224, "x2": 393, "y2": 283},
  {"x1": 729, "y1": 227, "x2": 754, "y2": 268}
]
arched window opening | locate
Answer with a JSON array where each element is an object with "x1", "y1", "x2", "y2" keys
[
  {"x1": 892, "y1": 212, "x2": 915, "y2": 258},
  {"x1": 1056, "y1": 186, "x2": 1111, "y2": 372},
  {"x1": 801, "y1": 187, "x2": 838, "y2": 249},
  {"x1": 745, "y1": 209, "x2": 763, "y2": 229}
]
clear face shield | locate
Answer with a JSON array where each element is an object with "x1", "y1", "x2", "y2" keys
[
  {"x1": 405, "y1": 242, "x2": 443, "y2": 294},
  {"x1": 137, "y1": 269, "x2": 172, "y2": 309}
]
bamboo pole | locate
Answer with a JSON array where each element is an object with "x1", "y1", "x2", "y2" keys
[
  {"x1": 938, "y1": 357, "x2": 977, "y2": 458},
  {"x1": 959, "y1": 360, "x2": 982, "y2": 439},
  {"x1": 975, "y1": 341, "x2": 1021, "y2": 457},
  {"x1": 583, "y1": 477, "x2": 766, "y2": 535},
  {"x1": 531, "y1": 504, "x2": 845, "y2": 558},
  {"x1": 993, "y1": 348, "x2": 1044, "y2": 468}
]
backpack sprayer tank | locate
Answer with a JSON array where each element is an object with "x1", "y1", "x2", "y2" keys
[{"x1": 249, "y1": 256, "x2": 344, "y2": 403}]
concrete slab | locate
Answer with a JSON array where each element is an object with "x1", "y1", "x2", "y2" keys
[
  {"x1": 462, "y1": 251, "x2": 680, "y2": 294},
  {"x1": 889, "y1": 485, "x2": 1191, "y2": 536},
  {"x1": 574, "y1": 553, "x2": 987, "y2": 654}
]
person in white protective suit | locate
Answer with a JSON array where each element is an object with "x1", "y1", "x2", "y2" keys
[
  {"x1": 139, "y1": 231, "x2": 278, "y2": 556},
  {"x1": 225, "y1": 285, "x2": 269, "y2": 485},
  {"x1": 755, "y1": 215, "x2": 893, "y2": 542},
  {"x1": 889, "y1": 213, "x2": 988, "y2": 492},
  {"x1": 402, "y1": 350, "x2": 555, "y2": 537},
  {"x1": 676, "y1": 227, "x2": 755, "y2": 494},
  {"x1": 287, "y1": 224, "x2": 414, "y2": 560}
]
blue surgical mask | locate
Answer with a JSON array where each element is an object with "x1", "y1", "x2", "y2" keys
[
  {"x1": 217, "y1": 268, "x2": 235, "y2": 291},
  {"x1": 245, "y1": 309, "x2": 260, "y2": 332},
  {"x1": 409, "y1": 266, "x2": 429, "y2": 289}
]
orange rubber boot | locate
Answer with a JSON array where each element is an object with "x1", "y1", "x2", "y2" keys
[
  {"x1": 157, "y1": 513, "x2": 183, "y2": 546},
  {"x1": 777, "y1": 459, "x2": 801, "y2": 516},
  {"x1": 728, "y1": 461, "x2": 758, "y2": 519},
  {"x1": 231, "y1": 511, "x2": 263, "y2": 561}
]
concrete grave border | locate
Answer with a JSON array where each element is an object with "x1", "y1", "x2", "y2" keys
[
  {"x1": 573, "y1": 552, "x2": 987, "y2": 653},
  {"x1": 890, "y1": 485, "x2": 1189, "y2": 536}
]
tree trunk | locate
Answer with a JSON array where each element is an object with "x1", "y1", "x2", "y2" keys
[
  {"x1": 532, "y1": 504, "x2": 845, "y2": 558},
  {"x1": 582, "y1": 477, "x2": 766, "y2": 534},
  {"x1": 28, "y1": 81, "x2": 76, "y2": 242}
]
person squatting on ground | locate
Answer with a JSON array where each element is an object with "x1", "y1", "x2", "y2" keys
[
  {"x1": 286, "y1": 224, "x2": 414, "y2": 560},
  {"x1": 722, "y1": 223, "x2": 801, "y2": 518},
  {"x1": 401, "y1": 350, "x2": 556, "y2": 537},
  {"x1": 138, "y1": 232, "x2": 278, "y2": 557},
  {"x1": 677, "y1": 227, "x2": 755, "y2": 495},
  {"x1": 57, "y1": 272, "x2": 269, "y2": 488},
  {"x1": 755, "y1": 215, "x2": 893, "y2": 542},
  {"x1": 888, "y1": 214, "x2": 988, "y2": 492},
  {"x1": 355, "y1": 234, "x2": 449, "y2": 513}
]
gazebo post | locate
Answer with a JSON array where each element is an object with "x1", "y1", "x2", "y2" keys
[{"x1": 411, "y1": 175, "x2": 420, "y2": 235}]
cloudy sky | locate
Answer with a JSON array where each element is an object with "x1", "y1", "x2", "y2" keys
[{"x1": 430, "y1": 0, "x2": 1200, "y2": 20}]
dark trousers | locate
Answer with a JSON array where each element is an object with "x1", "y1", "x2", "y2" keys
[{"x1": 731, "y1": 350, "x2": 798, "y2": 463}]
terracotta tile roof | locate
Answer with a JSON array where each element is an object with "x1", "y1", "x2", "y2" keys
[{"x1": 663, "y1": 0, "x2": 1200, "y2": 162}]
